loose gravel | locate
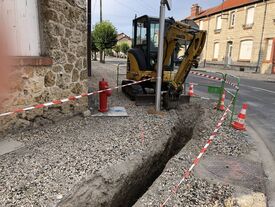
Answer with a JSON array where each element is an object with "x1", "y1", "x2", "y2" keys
[
  {"x1": 0, "y1": 58, "x2": 253, "y2": 207},
  {"x1": 0, "y1": 93, "x2": 179, "y2": 207},
  {"x1": 134, "y1": 99, "x2": 252, "y2": 207}
]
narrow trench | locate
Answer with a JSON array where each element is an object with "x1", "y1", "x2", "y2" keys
[
  {"x1": 58, "y1": 111, "x2": 200, "y2": 207},
  {"x1": 110, "y1": 123, "x2": 196, "y2": 207}
]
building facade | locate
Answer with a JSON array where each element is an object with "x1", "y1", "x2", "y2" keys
[
  {"x1": 0, "y1": 0, "x2": 88, "y2": 133},
  {"x1": 189, "y1": 0, "x2": 275, "y2": 74}
]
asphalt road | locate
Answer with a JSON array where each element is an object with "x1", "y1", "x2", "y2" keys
[
  {"x1": 188, "y1": 74, "x2": 275, "y2": 205},
  {"x1": 188, "y1": 75, "x2": 275, "y2": 158}
]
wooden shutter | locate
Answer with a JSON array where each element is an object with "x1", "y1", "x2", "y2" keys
[
  {"x1": 216, "y1": 16, "x2": 222, "y2": 30},
  {"x1": 1, "y1": 0, "x2": 40, "y2": 56},
  {"x1": 213, "y1": 43, "x2": 219, "y2": 59},
  {"x1": 266, "y1": 39, "x2": 273, "y2": 61},
  {"x1": 246, "y1": 7, "x2": 254, "y2": 25},
  {"x1": 239, "y1": 40, "x2": 253, "y2": 60}
]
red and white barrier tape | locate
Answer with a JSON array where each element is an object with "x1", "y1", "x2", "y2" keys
[
  {"x1": 190, "y1": 71, "x2": 223, "y2": 82},
  {"x1": 160, "y1": 100, "x2": 233, "y2": 207},
  {"x1": 190, "y1": 71, "x2": 239, "y2": 89},
  {"x1": 0, "y1": 78, "x2": 152, "y2": 118}
]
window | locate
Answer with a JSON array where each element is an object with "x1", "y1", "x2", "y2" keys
[
  {"x1": 199, "y1": 20, "x2": 204, "y2": 30},
  {"x1": 245, "y1": 7, "x2": 255, "y2": 25},
  {"x1": 216, "y1": 15, "x2": 222, "y2": 30},
  {"x1": 239, "y1": 40, "x2": 253, "y2": 60},
  {"x1": 265, "y1": 39, "x2": 273, "y2": 61},
  {"x1": 229, "y1": 12, "x2": 236, "y2": 27},
  {"x1": 213, "y1": 42, "x2": 220, "y2": 59},
  {"x1": 1, "y1": 0, "x2": 40, "y2": 56},
  {"x1": 136, "y1": 22, "x2": 147, "y2": 45},
  {"x1": 150, "y1": 23, "x2": 159, "y2": 51}
]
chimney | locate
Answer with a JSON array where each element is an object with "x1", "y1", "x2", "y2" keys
[{"x1": 191, "y1": 4, "x2": 201, "y2": 17}]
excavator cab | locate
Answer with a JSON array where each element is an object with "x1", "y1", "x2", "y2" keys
[
  {"x1": 122, "y1": 15, "x2": 207, "y2": 108},
  {"x1": 130, "y1": 15, "x2": 174, "y2": 72}
]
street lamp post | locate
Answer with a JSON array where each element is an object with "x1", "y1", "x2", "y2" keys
[{"x1": 155, "y1": 0, "x2": 172, "y2": 111}]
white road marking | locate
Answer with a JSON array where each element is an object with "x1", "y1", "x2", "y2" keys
[{"x1": 240, "y1": 84, "x2": 275, "y2": 94}]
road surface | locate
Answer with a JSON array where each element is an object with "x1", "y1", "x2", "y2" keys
[
  {"x1": 187, "y1": 74, "x2": 275, "y2": 205},
  {"x1": 187, "y1": 75, "x2": 275, "y2": 158}
]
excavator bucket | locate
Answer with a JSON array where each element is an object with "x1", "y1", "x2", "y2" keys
[{"x1": 135, "y1": 94, "x2": 156, "y2": 106}]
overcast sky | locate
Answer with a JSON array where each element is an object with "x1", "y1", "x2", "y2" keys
[{"x1": 91, "y1": 0, "x2": 221, "y2": 35}]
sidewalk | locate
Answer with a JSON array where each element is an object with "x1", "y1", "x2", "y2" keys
[{"x1": 199, "y1": 67, "x2": 275, "y2": 81}]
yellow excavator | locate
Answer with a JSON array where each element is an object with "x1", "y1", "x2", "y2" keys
[{"x1": 122, "y1": 15, "x2": 206, "y2": 109}]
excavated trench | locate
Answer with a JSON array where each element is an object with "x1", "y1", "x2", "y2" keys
[{"x1": 58, "y1": 107, "x2": 202, "y2": 207}]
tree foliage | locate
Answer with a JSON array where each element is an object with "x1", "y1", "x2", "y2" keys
[
  {"x1": 120, "y1": 42, "x2": 130, "y2": 55},
  {"x1": 91, "y1": 32, "x2": 99, "y2": 52},
  {"x1": 113, "y1": 44, "x2": 121, "y2": 57},
  {"x1": 93, "y1": 21, "x2": 117, "y2": 62}
]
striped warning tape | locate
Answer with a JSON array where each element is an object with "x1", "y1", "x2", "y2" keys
[
  {"x1": 160, "y1": 99, "x2": 233, "y2": 207},
  {"x1": 0, "y1": 78, "x2": 152, "y2": 118},
  {"x1": 190, "y1": 71, "x2": 223, "y2": 82},
  {"x1": 190, "y1": 71, "x2": 239, "y2": 89}
]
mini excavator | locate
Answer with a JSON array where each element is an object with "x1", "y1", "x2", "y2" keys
[{"x1": 122, "y1": 15, "x2": 206, "y2": 109}]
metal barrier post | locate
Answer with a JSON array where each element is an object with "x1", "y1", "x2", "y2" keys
[
  {"x1": 228, "y1": 75, "x2": 240, "y2": 123},
  {"x1": 116, "y1": 63, "x2": 120, "y2": 93},
  {"x1": 217, "y1": 73, "x2": 226, "y2": 109}
]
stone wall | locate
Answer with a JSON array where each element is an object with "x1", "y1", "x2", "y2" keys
[
  {"x1": 0, "y1": 0, "x2": 88, "y2": 134},
  {"x1": 196, "y1": 0, "x2": 275, "y2": 74}
]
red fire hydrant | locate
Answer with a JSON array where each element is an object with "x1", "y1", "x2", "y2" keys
[{"x1": 99, "y1": 79, "x2": 112, "y2": 112}]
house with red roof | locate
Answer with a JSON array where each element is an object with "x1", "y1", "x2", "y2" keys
[{"x1": 188, "y1": 0, "x2": 275, "y2": 74}]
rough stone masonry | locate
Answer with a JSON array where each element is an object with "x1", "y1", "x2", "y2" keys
[{"x1": 0, "y1": 0, "x2": 88, "y2": 134}]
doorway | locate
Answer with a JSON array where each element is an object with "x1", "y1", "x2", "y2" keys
[{"x1": 225, "y1": 41, "x2": 233, "y2": 67}]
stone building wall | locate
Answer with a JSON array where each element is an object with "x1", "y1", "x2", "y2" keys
[
  {"x1": 196, "y1": 0, "x2": 275, "y2": 74},
  {"x1": 0, "y1": 0, "x2": 88, "y2": 134}
]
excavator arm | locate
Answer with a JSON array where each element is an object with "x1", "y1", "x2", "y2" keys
[{"x1": 163, "y1": 21, "x2": 207, "y2": 91}]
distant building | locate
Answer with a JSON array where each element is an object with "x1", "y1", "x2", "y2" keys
[
  {"x1": 188, "y1": 0, "x2": 275, "y2": 74},
  {"x1": 116, "y1": 33, "x2": 132, "y2": 46},
  {"x1": 113, "y1": 33, "x2": 132, "y2": 58}
]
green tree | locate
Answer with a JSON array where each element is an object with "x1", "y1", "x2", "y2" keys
[
  {"x1": 91, "y1": 32, "x2": 99, "y2": 61},
  {"x1": 93, "y1": 21, "x2": 117, "y2": 63},
  {"x1": 113, "y1": 44, "x2": 121, "y2": 58},
  {"x1": 120, "y1": 42, "x2": 130, "y2": 56}
]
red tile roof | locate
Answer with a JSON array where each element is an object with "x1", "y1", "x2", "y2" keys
[
  {"x1": 189, "y1": 0, "x2": 262, "y2": 20},
  {"x1": 117, "y1": 33, "x2": 131, "y2": 41}
]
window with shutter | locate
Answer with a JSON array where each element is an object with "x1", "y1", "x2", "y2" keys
[
  {"x1": 239, "y1": 40, "x2": 253, "y2": 60},
  {"x1": 213, "y1": 42, "x2": 220, "y2": 59},
  {"x1": 216, "y1": 16, "x2": 222, "y2": 30},
  {"x1": 266, "y1": 39, "x2": 273, "y2": 61},
  {"x1": 246, "y1": 7, "x2": 255, "y2": 25},
  {"x1": 199, "y1": 20, "x2": 204, "y2": 30},
  {"x1": 0, "y1": 0, "x2": 40, "y2": 56}
]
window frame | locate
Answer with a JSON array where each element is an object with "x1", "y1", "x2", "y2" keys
[
  {"x1": 245, "y1": 6, "x2": 255, "y2": 26},
  {"x1": 238, "y1": 39, "x2": 253, "y2": 62},
  {"x1": 229, "y1": 11, "x2": 236, "y2": 28},
  {"x1": 199, "y1": 20, "x2": 204, "y2": 30},
  {"x1": 265, "y1": 39, "x2": 274, "y2": 62},
  {"x1": 215, "y1": 15, "x2": 222, "y2": 30},
  {"x1": 213, "y1": 42, "x2": 220, "y2": 60}
]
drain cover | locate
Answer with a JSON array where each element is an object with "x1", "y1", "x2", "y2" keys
[{"x1": 195, "y1": 155, "x2": 265, "y2": 192}]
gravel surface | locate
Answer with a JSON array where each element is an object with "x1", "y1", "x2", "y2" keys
[
  {"x1": 134, "y1": 99, "x2": 252, "y2": 207},
  {"x1": 0, "y1": 93, "x2": 180, "y2": 206},
  {"x1": 0, "y1": 58, "x2": 254, "y2": 207}
]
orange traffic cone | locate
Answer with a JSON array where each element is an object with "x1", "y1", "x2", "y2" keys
[
  {"x1": 218, "y1": 92, "x2": 225, "y2": 111},
  {"x1": 232, "y1": 103, "x2": 248, "y2": 130},
  {"x1": 188, "y1": 83, "x2": 194, "y2": 96}
]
